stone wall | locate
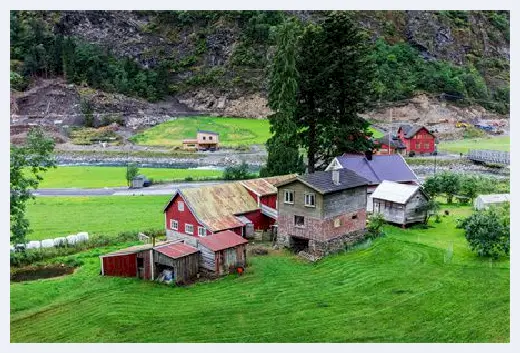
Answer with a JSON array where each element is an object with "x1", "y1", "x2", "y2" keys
[
  {"x1": 308, "y1": 229, "x2": 367, "y2": 257},
  {"x1": 276, "y1": 208, "x2": 367, "y2": 255}
]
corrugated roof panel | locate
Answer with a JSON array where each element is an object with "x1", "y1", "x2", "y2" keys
[
  {"x1": 155, "y1": 243, "x2": 199, "y2": 259},
  {"x1": 101, "y1": 242, "x2": 168, "y2": 257},
  {"x1": 198, "y1": 230, "x2": 248, "y2": 252},
  {"x1": 371, "y1": 180, "x2": 421, "y2": 204},
  {"x1": 240, "y1": 174, "x2": 297, "y2": 196},
  {"x1": 180, "y1": 183, "x2": 258, "y2": 231}
]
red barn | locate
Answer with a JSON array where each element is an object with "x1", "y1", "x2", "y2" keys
[
  {"x1": 397, "y1": 125, "x2": 436, "y2": 155},
  {"x1": 163, "y1": 175, "x2": 296, "y2": 243},
  {"x1": 197, "y1": 230, "x2": 248, "y2": 276}
]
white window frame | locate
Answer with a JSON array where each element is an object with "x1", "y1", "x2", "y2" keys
[
  {"x1": 185, "y1": 224, "x2": 194, "y2": 235},
  {"x1": 304, "y1": 193, "x2": 316, "y2": 207},
  {"x1": 178, "y1": 201, "x2": 184, "y2": 211},
  {"x1": 171, "y1": 219, "x2": 178, "y2": 230},
  {"x1": 198, "y1": 226, "x2": 207, "y2": 237},
  {"x1": 294, "y1": 215, "x2": 305, "y2": 228},
  {"x1": 334, "y1": 218, "x2": 341, "y2": 228},
  {"x1": 284, "y1": 189, "x2": 294, "y2": 204}
]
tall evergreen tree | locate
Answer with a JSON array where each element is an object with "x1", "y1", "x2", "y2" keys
[
  {"x1": 261, "y1": 18, "x2": 305, "y2": 177},
  {"x1": 297, "y1": 12, "x2": 376, "y2": 172}
]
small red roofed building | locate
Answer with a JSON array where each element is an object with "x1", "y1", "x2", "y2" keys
[{"x1": 396, "y1": 125, "x2": 436, "y2": 155}]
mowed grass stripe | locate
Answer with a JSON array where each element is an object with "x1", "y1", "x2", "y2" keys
[
  {"x1": 130, "y1": 116, "x2": 272, "y2": 147},
  {"x1": 26, "y1": 196, "x2": 170, "y2": 240},
  {"x1": 11, "y1": 233, "x2": 509, "y2": 342},
  {"x1": 35, "y1": 166, "x2": 223, "y2": 189}
]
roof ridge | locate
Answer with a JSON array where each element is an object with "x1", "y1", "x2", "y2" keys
[{"x1": 363, "y1": 157, "x2": 381, "y2": 183}]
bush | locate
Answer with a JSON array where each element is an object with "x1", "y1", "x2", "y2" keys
[
  {"x1": 366, "y1": 213, "x2": 386, "y2": 239},
  {"x1": 458, "y1": 203, "x2": 509, "y2": 259},
  {"x1": 223, "y1": 161, "x2": 253, "y2": 180},
  {"x1": 463, "y1": 126, "x2": 486, "y2": 139}
]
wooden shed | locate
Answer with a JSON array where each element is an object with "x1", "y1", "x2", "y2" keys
[
  {"x1": 153, "y1": 243, "x2": 200, "y2": 284},
  {"x1": 371, "y1": 180, "x2": 429, "y2": 226},
  {"x1": 100, "y1": 244, "x2": 156, "y2": 279},
  {"x1": 197, "y1": 230, "x2": 248, "y2": 276},
  {"x1": 100, "y1": 241, "x2": 199, "y2": 284}
]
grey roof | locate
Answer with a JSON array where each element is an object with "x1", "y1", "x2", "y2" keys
[
  {"x1": 197, "y1": 130, "x2": 219, "y2": 135},
  {"x1": 336, "y1": 154, "x2": 418, "y2": 184},
  {"x1": 398, "y1": 125, "x2": 432, "y2": 139},
  {"x1": 276, "y1": 169, "x2": 369, "y2": 194},
  {"x1": 374, "y1": 134, "x2": 406, "y2": 149}
]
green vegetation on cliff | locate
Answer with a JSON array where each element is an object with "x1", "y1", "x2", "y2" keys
[{"x1": 10, "y1": 10, "x2": 509, "y2": 114}]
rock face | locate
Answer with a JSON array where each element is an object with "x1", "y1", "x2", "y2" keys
[
  {"x1": 11, "y1": 11, "x2": 510, "y2": 121},
  {"x1": 178, "y1": 89, "x2": 272, "y2": 118}
]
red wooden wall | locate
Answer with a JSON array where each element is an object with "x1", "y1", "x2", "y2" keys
[
  {"x1": 165, "y1": 194, "x2": 212, "y2": 237},
  {"x1": 398, "y1": 127, "x2": 435, "y2": 154},
  {"x1": 103, "y1": 253, "x2": 137, "y2": 277}
]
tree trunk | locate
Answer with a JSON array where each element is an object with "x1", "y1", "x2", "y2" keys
[{"x1": 307, "y1": 114, "x2": 317, "y2": 174}]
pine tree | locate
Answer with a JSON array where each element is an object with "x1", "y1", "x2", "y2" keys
[{"x1": 261, "y1": 18, "x2": 305, "y2": 177}]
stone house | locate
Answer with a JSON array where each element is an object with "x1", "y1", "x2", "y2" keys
[
  {"x1": 371, "y1": 180, "x2": 429, "y2": 227},
  {"x1": 274, "y1": 169, "x2": 369, "y2": 257}
]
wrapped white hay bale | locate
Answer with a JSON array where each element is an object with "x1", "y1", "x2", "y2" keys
[
  {"x1": 54, "y1": 237, "x2": 67, "y2": 247},
  {"x1": 10, "y1": 246, "x2": 15, "y2": 252},
  {"x1": 66, "y1": 235, "x2": 78, "y2": 246},
  {"x1": 41, "y1": 239, "x2": 55, "y2": 248},
  {"x1": 76, "y1": 232, "x2": 89, "y2": 242},
  {"x1": 27, "y1": 240, "x2": 41, "y2": 249}
]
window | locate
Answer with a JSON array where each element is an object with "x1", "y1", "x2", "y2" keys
[
  {"x1": 284, "y1": 190, "x2": 294, "y2": 204},
  {"x1": 203, "y1": 136, "x2": 206, "y2": 140},
  {"x1": 416, "y1": 143, "x2": 421, "y2": 149},
  {"x1": 294, "y1": 215, "x2": 305, "y2": 227},
  {"x1": 198, "y1": 226, "x2": 207, "y2": 237},
  {"x1": 304, "y1": 193, "x2": 316, "y2": 207},
  {"x1": 178, "y1": 201, "x2": 184, "y2": 211},
  {"x1": 209, "y1": 136, "x2": 213, "y2": 140},
  {"x1": 334, "y1": 218, "x2": 341, "y2": 228},
  {"x1": 424, "y1": 142, "x2": 430, "y2": 149},
  {"x1": 170, "y1": 219, "x2": 178, "y2": 230},
  {"x1": 352, "y1": 214, "x2": 357, "y2": 219},
  {"x1": 185, "y1": 224, "x2": 194, "y2": 235}
]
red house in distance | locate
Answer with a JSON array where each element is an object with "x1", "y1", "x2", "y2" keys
[{"x1": 397, "y1": 125, "x2": 436, "y2": 155}]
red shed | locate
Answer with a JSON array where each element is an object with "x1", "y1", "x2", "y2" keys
[
  {"x1": 397, "y1": 125, "x2": 436, "y2": 155},
  {"x1": 100, "y1": 243, "x2": 157, "y2": 279},
  {"x1": 197, "y1": 230, "x2": 248, "y2": 276}
]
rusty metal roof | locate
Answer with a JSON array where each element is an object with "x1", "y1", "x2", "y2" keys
[
  {"x1": 240, "y1": 174, "x2": 297, "y2": 196},
  {"x1": 100, "y1": 241, "x2": 168, "y2": 258},
  {"x1": 154, "y1": 243, "x2": 199, "y2": 259},
  {"x1": 180, "y1": 183, "x2": 259, "y2": 231},
  {"x1": 198, "y1": 230, "x2": 248, "y2": 252}
]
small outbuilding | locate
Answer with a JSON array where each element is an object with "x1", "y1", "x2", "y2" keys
[
  {"x1": 131, "y1": 175, "x2": 150, "y2": 189},
  {"x1": 153, "y1": 243, "x2": 200, "y2": 284},
  {"x1": 100, "y1": 241, "x2": 200, "y2": 284},
  {"x1": 197, "y1": 230, "x2": 248, "y2": 276},
  {"x1": 371, "y1": 180, "x2": 429, "y2": 226},
  {"x1": 474, "y1": 194, "x2": 510, "y2": 211}
]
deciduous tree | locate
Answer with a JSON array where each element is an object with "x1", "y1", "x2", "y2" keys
[{"x1": 10, "y1": 128, "x2": 55, "y2": 244}]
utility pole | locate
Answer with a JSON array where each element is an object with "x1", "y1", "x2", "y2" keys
[{"x1": 388, "y1": 108, "x2": 393, "y2": 155}]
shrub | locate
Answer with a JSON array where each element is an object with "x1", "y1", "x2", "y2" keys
[
  {"x1": 223, "y1": 161, "x2": 253, "y2": 180},
  {"x1": 463, "y1": 126, "x2": 486, "y2": 139},
  {"x1": 458, "y1": 204, "x2": 510, "y2": 259},
  {"x1": 366, "y1": 213, "x2": 386, "y2": 239}
]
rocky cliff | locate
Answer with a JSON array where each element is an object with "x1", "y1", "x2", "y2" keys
[{"x1": 11, "y1": 10, "x2": 510, "y2": 123}]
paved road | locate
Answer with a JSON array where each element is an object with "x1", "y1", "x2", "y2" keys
[{"x1": 32, "y1": 180, "x2": 228, "y2": 197}]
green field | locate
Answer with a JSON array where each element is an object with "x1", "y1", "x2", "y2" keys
[
  {"x1": 35, "y1": 166, "x2": 223, "y2": 188},
  {"x1": 12, "y1": 203, "x2": 509, "y2": 342},
  {"x1": 26, "y1": 196, "x2": 170, "y2": 240},
  {"x1": 439, "y1": 136, "x2": 510, "y2": 154},
  {"x1": 368, "y1": 126, "x2": 384, "y2": 138},
  {"x1": 130, "y1": 116, "x2": 272, "y2": 147}
]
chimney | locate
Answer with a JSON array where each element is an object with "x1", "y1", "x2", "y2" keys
[
  {"x1": 365, "y1": 149, "x2": 373, "y2": 161},
  {"x1": 332, "y1": 169, "x2": 340, "y2": 185}
]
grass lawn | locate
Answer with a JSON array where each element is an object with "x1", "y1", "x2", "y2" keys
[
  {"x1": 439, "y1": 136, "x2": 510, "y2": 154},
  {"x1": 130, "y1": 116, "x2": 272, "y2": 147},
  {"x1": 26, "y1": 196, "x2": 170, "y2": 240},
  {"x1": 35, "y1": 166, "x2": 223, "y2": 188},
  {"x1": 12, "y1": 204, "x2": 509, "y2": 342},
  {"x1": 368, "y1": 126, "x2": 384, "y2": 138}
]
